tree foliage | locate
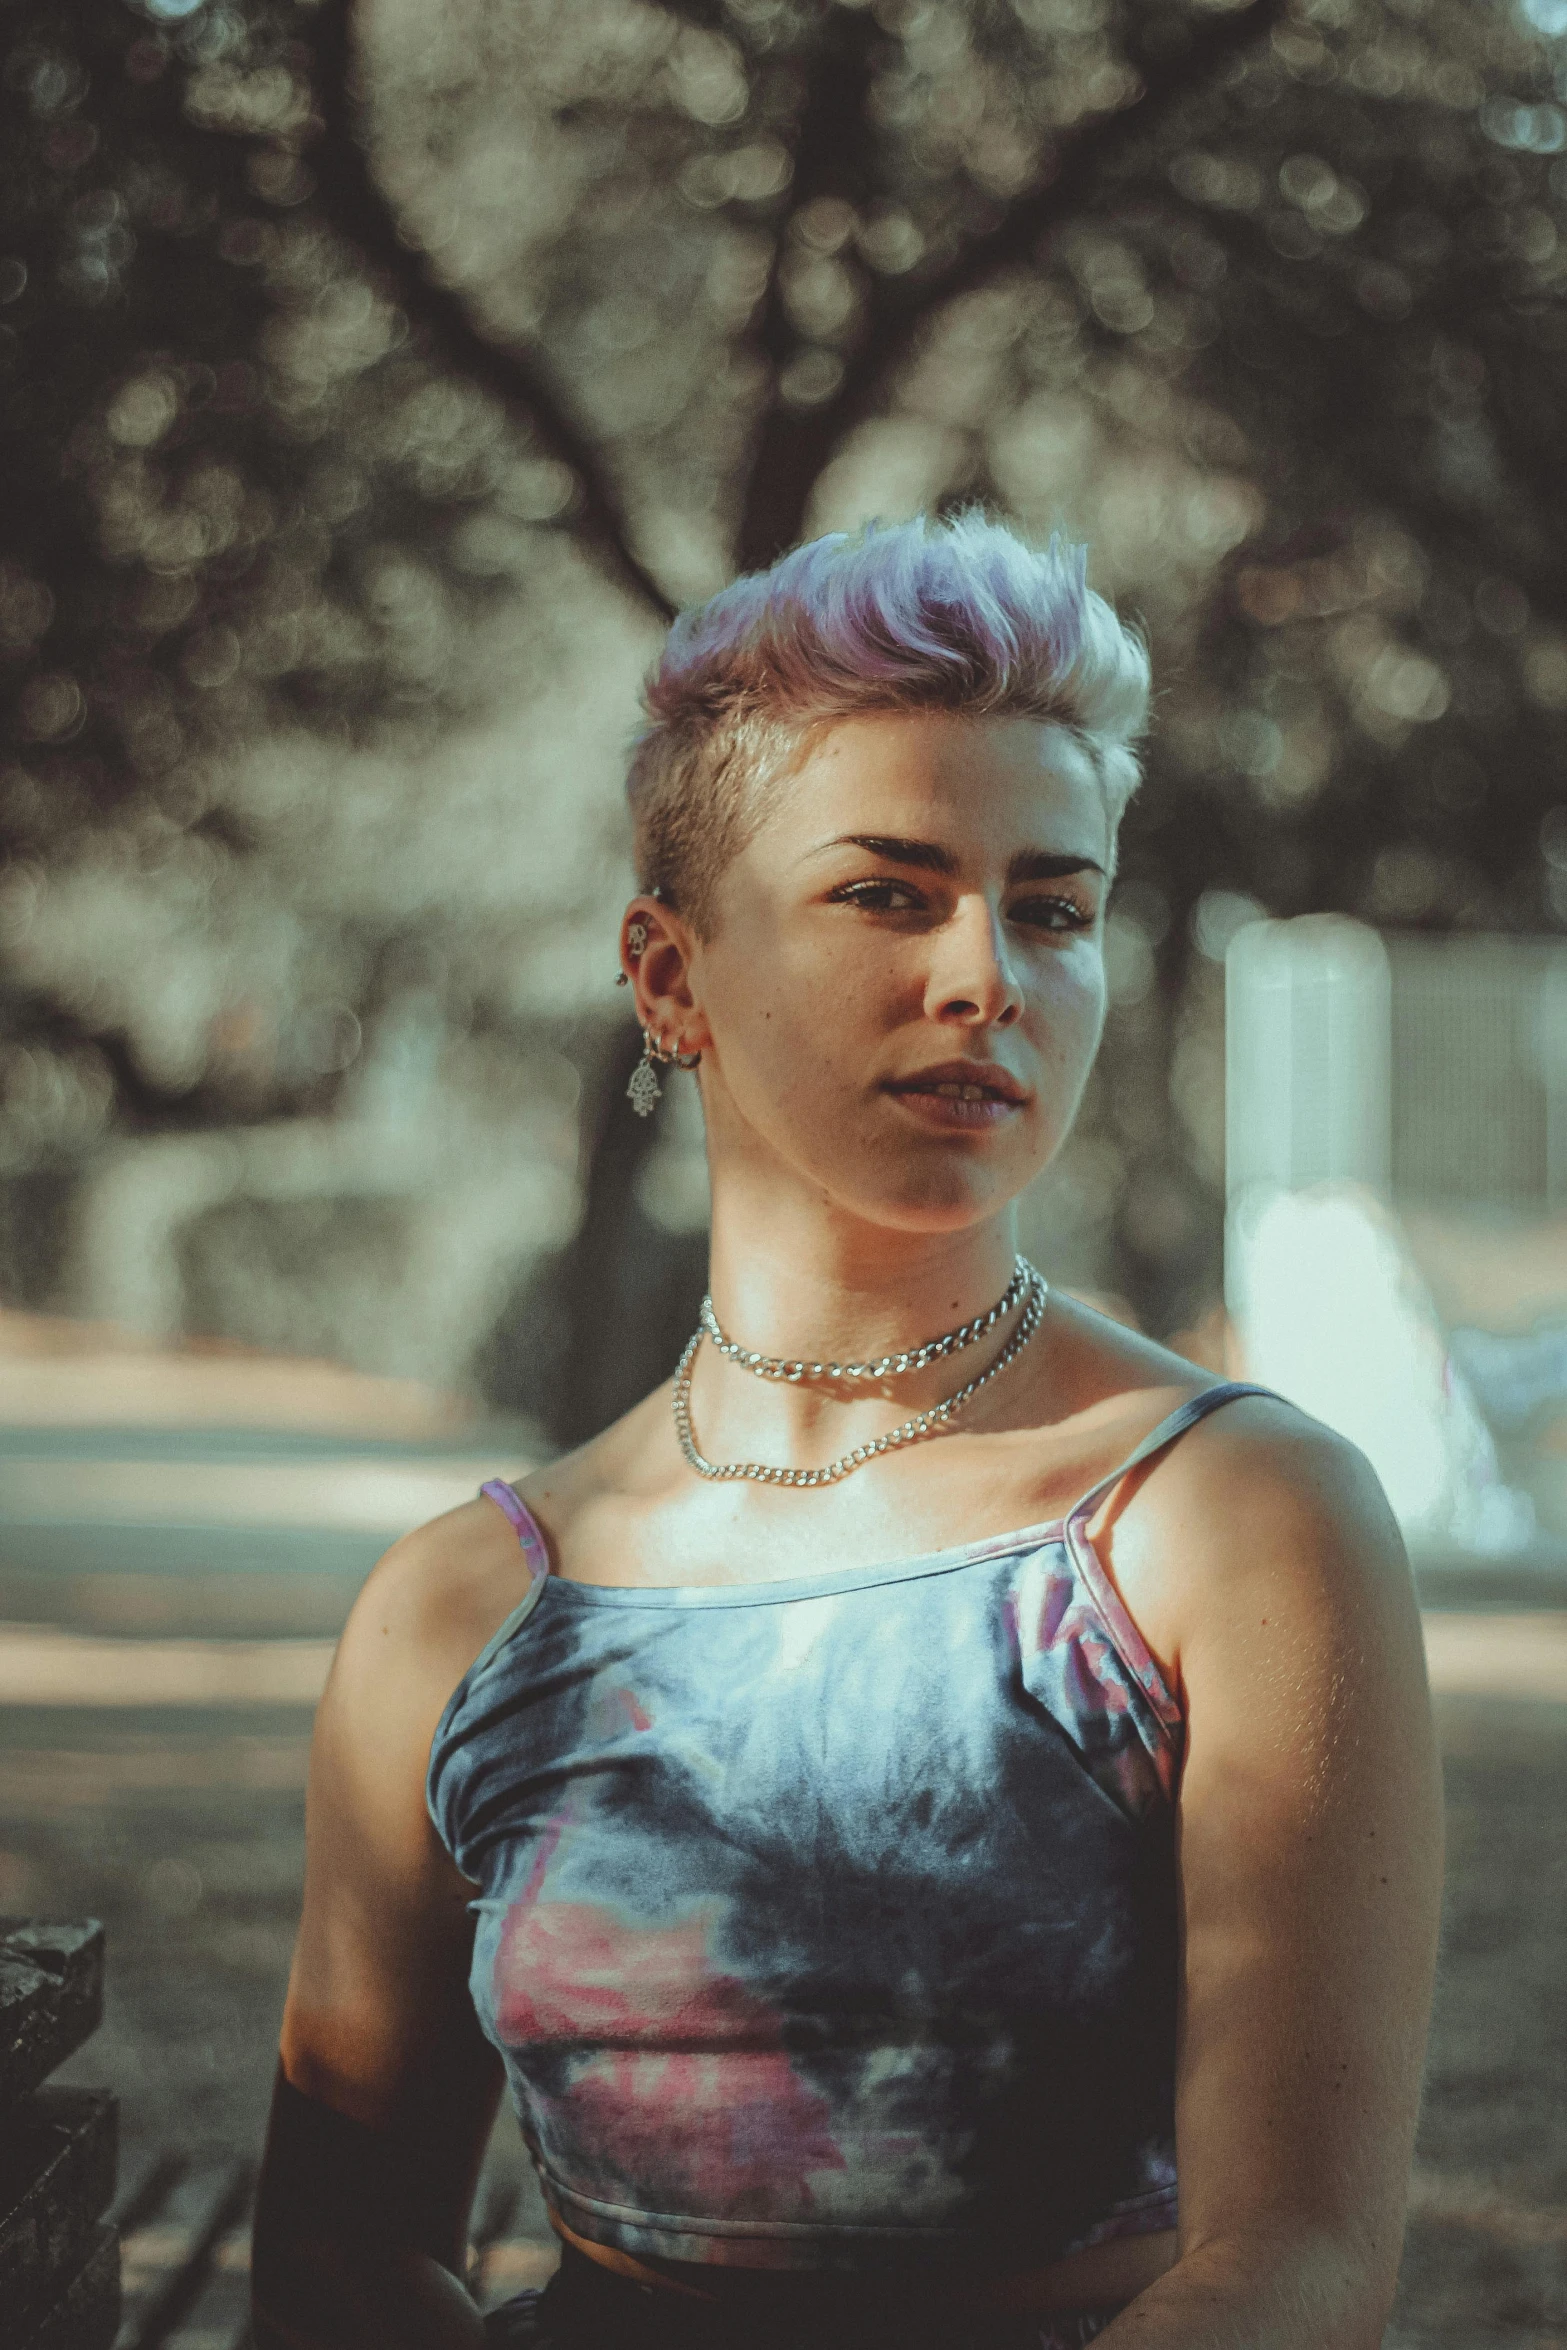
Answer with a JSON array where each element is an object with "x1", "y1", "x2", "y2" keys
[{"x1": 2, "y1": 0, "x2": 1566, "y2": 1419}]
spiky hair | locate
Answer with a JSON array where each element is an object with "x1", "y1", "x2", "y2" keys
[{"x1": 626, "y1": 512, "x2": 1150, "y2": 934}]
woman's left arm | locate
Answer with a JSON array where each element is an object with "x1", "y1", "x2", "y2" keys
[{"x1": 1102, "y1": 1401, "x2": 1444, "y2": 2349}]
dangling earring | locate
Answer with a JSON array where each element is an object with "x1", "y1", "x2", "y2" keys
[
  {"x1": 627, "y1": 1028, "x2": 663, "y2": 1117},
  {"x1": 626, "y1": 1027, "x2": 701, "y2": 1117}
]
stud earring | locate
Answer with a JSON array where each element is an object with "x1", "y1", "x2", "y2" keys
[{"x1": 616, "y1": 916, "x2": 649, "y2": 986}]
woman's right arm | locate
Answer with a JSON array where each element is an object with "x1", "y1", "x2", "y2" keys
[{"x1": 251, "y1": 1517, "x2": 509, "y2": 2350}]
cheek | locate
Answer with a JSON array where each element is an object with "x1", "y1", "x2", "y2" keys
[
  {"x1": 705, "y1": 946, "x2": 841, "y2": 1099},
  {"x1": 732, "y1": 934, "x2": 894, "y2": 1067},
  {"x1": 1031, "y1": 947, "x2": 1106, "y2": 1074}
]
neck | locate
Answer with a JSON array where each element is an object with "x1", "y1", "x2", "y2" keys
[
  {"x1": 705, "y1": 1200, "x2": 1020, "y2": 1368},
  {"x1": 692, "y1": 1150, "x2": 1030, "y2": 1481}
]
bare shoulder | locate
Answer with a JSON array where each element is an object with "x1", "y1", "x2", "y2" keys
[
  {"x1": 1040, "y1": 1284, "x2": 1406, "y2": 1598},
  {"x1": 1110, "y1": 1386, "x2": 1419, "y2": 1690},
  {"x1": 325, "y1": 1494, "x2": 539, "y2": 1753},
  {"x1": 512, "y1": 1384, "x2": 671, "y2": 1551},
  {"x1": 1029, "y1": 1288, "x2": 1213, "y2": 1453},
  {"x1": 1148, "y1": 1389, "x2": 1408, "y2": 1592}
]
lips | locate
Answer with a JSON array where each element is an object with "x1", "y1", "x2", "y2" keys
[{"x1": 886, "y1": 1060, "x2": 1030, "y2": 1107}]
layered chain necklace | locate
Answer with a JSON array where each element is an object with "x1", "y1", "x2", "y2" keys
[{"x1": 672, "y1": 1255, "x2": 1048, "y2": 1487}]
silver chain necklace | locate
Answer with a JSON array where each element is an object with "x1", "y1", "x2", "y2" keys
[
  {"x1": 699, "y1": 1254, "x2": 1032, "y2": 1386},
  {"x1": 672, "y1": 1262, "x2": 1048, "y2": 1487}
]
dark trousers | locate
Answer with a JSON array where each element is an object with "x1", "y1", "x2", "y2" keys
[{"x1": 483, "y1": 2245, "x2": 1116, "y2": 2350}]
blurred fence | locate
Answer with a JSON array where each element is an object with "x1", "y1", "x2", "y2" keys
[{"x1": 1227, "y1": 917, "x2": 1567, "y2": 1563}]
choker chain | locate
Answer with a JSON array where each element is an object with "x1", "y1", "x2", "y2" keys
[{"x1": 698, "y1": 1256, "x2": 1031, "y2": 1387}]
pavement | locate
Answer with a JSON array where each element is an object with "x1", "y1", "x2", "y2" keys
[{"x1": 0, "y1": 1406, "x2": 1563, "y2": 2344}]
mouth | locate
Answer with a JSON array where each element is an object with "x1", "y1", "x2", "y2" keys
[{"x1": 884, "y1": 1061, "x2": 1031, "y2": 1129}]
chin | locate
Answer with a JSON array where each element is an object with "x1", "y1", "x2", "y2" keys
[
  {"x1": 764, "y1": 1101, "x2": 1055, "y2": 1231},
  {"x1": 834, "y1": 1163, "x2": 1034, "y2": 1235}
]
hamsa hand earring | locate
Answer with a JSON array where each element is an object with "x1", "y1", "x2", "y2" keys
[
  {"x1": 627, "y1": 1028, "x2": 664, "y2": 1116},
  {"x1": 627, "y1": 1027, "x2": 701, "y2": 1116}
]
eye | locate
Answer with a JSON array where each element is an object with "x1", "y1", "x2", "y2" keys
[
  {"x1": 828, "y1": 878, "x2": 927, "y2": 914},
  {"x1": 1008, "y1": 893, "x2": 1094, "y2": 933}
]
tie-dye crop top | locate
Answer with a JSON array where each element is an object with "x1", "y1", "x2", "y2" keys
[{"x1": 427, "y1": 1381, "x2": 1273, "y2": 2273}]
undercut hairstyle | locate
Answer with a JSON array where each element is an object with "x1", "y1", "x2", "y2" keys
[{"x1": 625, "y1": 511, "x2": 1151, "y2": 937}]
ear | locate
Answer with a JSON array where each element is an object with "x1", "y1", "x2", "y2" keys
[{"x1": 620, "y1": 896, "x2": 712, "y2": 1056}]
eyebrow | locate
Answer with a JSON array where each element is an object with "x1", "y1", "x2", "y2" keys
[{"x1": 818, "y1": 834, "x2": 1108, "y2": 883}]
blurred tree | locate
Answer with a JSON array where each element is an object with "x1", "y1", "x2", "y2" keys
[{"x1": 2, "y1": 0, "x2": 1566, "y2": 1429}]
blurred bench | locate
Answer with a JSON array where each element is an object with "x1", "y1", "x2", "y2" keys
[
  {"x1": 0, "y1": 1919, "x2": 118, "y2": 2350},
  {"x1": 0, "y1": 1919, "x2": 555, "y2": 2349}
]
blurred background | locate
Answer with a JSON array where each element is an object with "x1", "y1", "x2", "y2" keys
[{"x1": 1, "y1": 0, "x2": 1565, "y2": 2342}]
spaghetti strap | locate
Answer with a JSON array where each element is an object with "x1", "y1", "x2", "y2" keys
[
  {"x1": 452, "y1": 1481, "x2": 555, "y2": 1684},
  {"x1": 479, "y1": 1479, "x2": 552, "y2": 1584},
  {"x1": 1067, "y1": 1380, "x2": 1282, "y2": 1526}
]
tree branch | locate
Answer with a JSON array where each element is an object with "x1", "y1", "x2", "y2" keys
[
  {"x1": 308, "y1": 1, "x2": 677, "y2": 620},
  {"x1": 735, "y1": 7, "x2": 881, "y2": 571},
  {"x1": 734, "y1": 0, "x2": 1291, "y2": 569},
  {"x1": 1184, "y1": 199, "x2": 1567, "y2": 626}
]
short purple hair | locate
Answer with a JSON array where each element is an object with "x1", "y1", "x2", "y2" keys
[{"x1": 627, "y1": 511, "x2": 1151, "y2": 934}]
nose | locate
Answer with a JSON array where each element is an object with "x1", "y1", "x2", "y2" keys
[{"x1": 924, "y1": 896, "x2": 1024, "y2": 1031}]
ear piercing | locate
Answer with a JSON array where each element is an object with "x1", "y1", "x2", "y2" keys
[
  {"x1": 619, "y1": 901, "x2": 697, "y2": 1114},
  {"x1": 627, "y1": 1027, "x2": 701, "y2": 1117},
  {"x1": 615, "y1": 917, "x2": 650, "y2": 985}
]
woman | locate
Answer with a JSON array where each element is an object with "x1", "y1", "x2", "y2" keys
[{"x1": 252, "y1": 515, "x2": 1443, "y2": 2350}]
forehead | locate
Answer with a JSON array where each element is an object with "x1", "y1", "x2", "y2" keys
[{"x1": 772, "y1": 711, "x2": 1111, "y2": 868}]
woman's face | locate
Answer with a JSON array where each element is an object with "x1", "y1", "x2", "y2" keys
[{"x1": 677, "y1": 711, "x2": 1113, "y2": 1237}]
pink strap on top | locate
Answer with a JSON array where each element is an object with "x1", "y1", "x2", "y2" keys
[{"x1": 479, "y1": 1480, "x2": 551, "y2": 1583}]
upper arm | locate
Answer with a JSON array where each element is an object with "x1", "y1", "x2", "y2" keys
[
  {"x1": 1155, "y1": 1405, "x2": 1443, "y2": 2295},
  {"x1": 279, "y1": 1515, "x2": 504, "y2": 2141},
  {"x1": 254, "y1": 1513, "x2": 521, "y2": 2327}
]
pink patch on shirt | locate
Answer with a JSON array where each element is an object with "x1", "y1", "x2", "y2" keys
[{"x1": 494, "y1": 1895, "x2": 846, "y2": 2214}]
